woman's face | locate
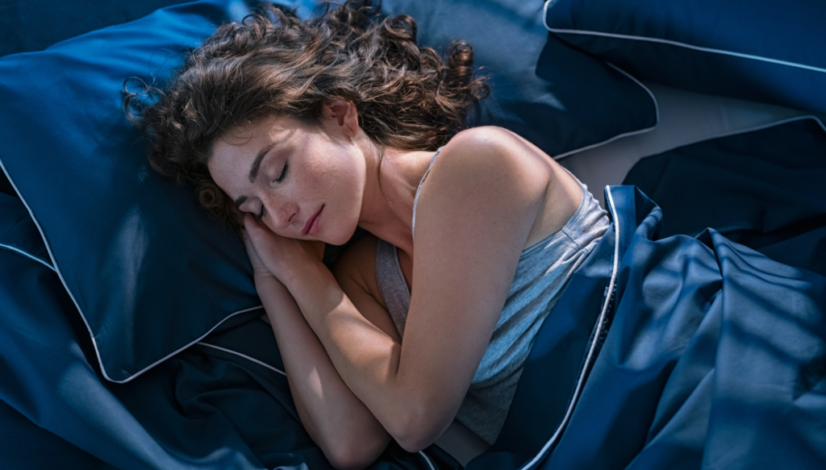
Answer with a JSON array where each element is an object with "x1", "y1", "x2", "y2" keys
[{"x1": 208, "y1": 112, "x2": 366, "y2": 245}]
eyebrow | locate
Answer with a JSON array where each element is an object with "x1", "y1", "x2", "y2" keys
[
  {"x1": 234, "y1": 142, "x2": 276, "y2": 208},
  {"x1": 249, "y1": 142, "x2": 276, "y2": 183}
]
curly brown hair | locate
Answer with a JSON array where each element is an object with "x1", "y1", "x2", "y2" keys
[{"x1": 123, "y1": 0, "x2": 488, "y2": 228}]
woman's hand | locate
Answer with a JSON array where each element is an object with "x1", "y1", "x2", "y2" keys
[
  {"x1": 242, "y1": 214, "x2": 325, "y2": 284},
  {"x1": 241, "y1": 228, "x2": 273, "y2": 280}
]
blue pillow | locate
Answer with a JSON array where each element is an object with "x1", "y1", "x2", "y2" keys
[
  {"x1": 0, "y1": 0, "x2": 192, "y2": 57},
  {"x1": 0, "y1": 193, "x2": 51, "y2": 271},
  {"x1": 544, "y1": 0, "x2": 826, "y2": 116},
  {"x1": 0, "y1": 0, "x2": 307, "y2": 383},
  {"x1": 382, "y1": 0, "x2": 658, "y2": 159}
]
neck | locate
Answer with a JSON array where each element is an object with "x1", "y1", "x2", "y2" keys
[{"x1": 357, "y1": 145, "x2": 436, "y2": 255}]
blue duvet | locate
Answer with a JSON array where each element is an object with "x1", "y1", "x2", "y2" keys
[{"x1": 479, "y1": 185, "x2": 826, "y2": 469}]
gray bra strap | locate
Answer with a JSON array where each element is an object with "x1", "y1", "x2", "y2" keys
[{"x1": 375, "y1": 239, "x2": 411, "y2": 337}]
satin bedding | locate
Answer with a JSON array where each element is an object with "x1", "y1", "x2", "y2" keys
[{"x1": 2, "y1": 0, "x2": 826, "y2": 468}]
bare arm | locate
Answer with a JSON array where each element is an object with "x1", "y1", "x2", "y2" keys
[
  {"x1": 244, "y1": 236, "x2": 390, "y2": 470},
  {"x1": 247, "y1": 128, "x2": 560, "y2": 452}
]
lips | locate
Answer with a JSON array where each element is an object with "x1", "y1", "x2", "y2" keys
[{"x1": 302, "y1": 205, "x2": 324, "y2": 236}]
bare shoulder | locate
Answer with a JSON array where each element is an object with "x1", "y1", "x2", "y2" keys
[
  {"x1": 419, "y1": 125, "x2": 582, "y2": 250},
  {"x1": 442, "y1": 125, "x2": 543, "y2": 162},
  {"x1": 446, "y1": 125, "x2": 514, "y2": 147},
  {"x1": 414, "y1": 126, "x2": 551, "y2": 252},
  {"x1": 424, "y1": 126, "x2": 552, "y2": 213},
  {"x1": 440, "y1": 126, "x2": 554, "y2": 183}
]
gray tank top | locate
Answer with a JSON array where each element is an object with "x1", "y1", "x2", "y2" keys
[{"x1": 375, "y1": 147, "x2": 610, "y2": 444}]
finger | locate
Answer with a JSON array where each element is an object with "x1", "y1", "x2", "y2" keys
[
  {"x1": 243, "y1": 215, "x2": 268, "y2": 245},
  {"x1": 240, "y1": 227, "x2": 263, "y2": 257},
  {"x1": 243, "y1": 214, "x2": 258, "y2": 232},
  {"x1": 241, "y1": 230, "x2": 254, "y2": 251}
]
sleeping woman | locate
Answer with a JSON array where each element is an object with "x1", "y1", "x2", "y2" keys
[{"x1": 126, "y1": 2, "x2": 609, "y2": 468}]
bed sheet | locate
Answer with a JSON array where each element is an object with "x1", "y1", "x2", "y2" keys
[
  {"x1": 560, "y1": 82, "x2": 808, "y2": 208},
  {"x1": 623, "y1": 117, "x2": 826, "y2": 278}
]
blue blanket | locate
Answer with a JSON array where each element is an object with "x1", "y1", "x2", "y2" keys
[{"x1": 478, "y1": 185, "x2": 826, "y2": 469}]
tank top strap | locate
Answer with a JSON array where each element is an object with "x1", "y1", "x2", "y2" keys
[
  {"x1": 411, "y1": 146, "x2": 444, "y2": 238},
  {"x1": 375, "y1": 239, "x2": 411, "y2": 337}
]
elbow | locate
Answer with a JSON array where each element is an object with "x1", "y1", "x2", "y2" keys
[
  {"x1": 396, "y1": 435, "x2": 433, "y2": 454},
  {"x1": 321, "y1": 426, "x2": 390, "y2": 470},
  {"x1": 386, "y1": 405, "x2": 451, "y2": 454},
  {"x1": 325, "y1": 446, "x2": 379, "y2": 470}
]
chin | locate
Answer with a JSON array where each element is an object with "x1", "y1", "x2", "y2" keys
[{"x1": 325, "y1": 222, "x2": 359, "y2": 246}]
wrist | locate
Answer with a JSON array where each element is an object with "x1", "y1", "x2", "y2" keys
[
  {"x1": 253, "y1": 269, "x2": 289, "y2": 291},
  {"x1": 253, "y1": 269, "x2": 279, "y2": 291},
  {"x1": 253, "y1": 267, "x2": 274, "y2": 278},
  {"x1": 277, "y1": 255, "x2": 324, "y2": 286},
  {"x1": 278, "y1": 258, "x2": 331, "y2": 300}
]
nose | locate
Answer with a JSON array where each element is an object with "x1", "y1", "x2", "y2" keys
[{"x1": 266, "y1": 197, "x2": 298, "y2": 231}]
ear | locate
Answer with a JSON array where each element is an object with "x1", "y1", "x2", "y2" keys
[{"x1": 321, "y1": 99, "x2": 359, "y2": 139}]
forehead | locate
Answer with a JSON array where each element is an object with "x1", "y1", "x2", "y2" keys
[{"x1": 207, "y1": 115, "x2": 294, "y2": 194}]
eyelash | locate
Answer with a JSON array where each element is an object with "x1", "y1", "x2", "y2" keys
[
  {"x1": 275, "y1": 163, "x2": 289, "y2": 184},
  {"x1": 256, "y1": 163, "x2": 288, "y2": 220}
]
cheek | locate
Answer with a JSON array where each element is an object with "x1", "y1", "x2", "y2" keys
[
  {"x1": 299, "y1": 167, "x2": 327, "y2": 198},
  {"x1": 331, "y1": 160, "x2": 362, "y2": 205},
  {"x1": 320, "y1": 160, "x2": 363, "y2": 240},
  {"x1": 310, "y1": 157, "x2": 357, "y2": 196}
]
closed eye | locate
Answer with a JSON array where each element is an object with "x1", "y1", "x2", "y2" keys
[{"x1": 274, "y1": 163, "x2": 288, "y2": 184}]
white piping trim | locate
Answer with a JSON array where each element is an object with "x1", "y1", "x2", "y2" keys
[
  {"x1": 197, "y1": 341, "x2": 437, "y2": 470},
  {"x1": 418, "y1": 450, "x2": 436, "y2": 470},
  {"x1": 0, "y1": 157, "x2": 265, "y2": 384},
  {"x1": 0, "y1": 158, "x2": 112, "y2": 379},
  {"x1": 118, "y1": 305, "x2": 265, "y2": 383},
  {"x1": 552, "y1": 62, "x2": 660, "y2": 161},
  {"x1": 542, "y1": 0, "x2": 555, "y2": 33},
  {"x1": 517, "y1": 186, "x2": 621, "y2": 470},
  {"x1": 197, "y1": 342, "x2": 286, "y2": 377},
  {"x1": 542, "y1": 1, "x2": 826, "y2": 75},
  {"x1": 0, "y1": 243, "x2": 55, "y2": 272}
]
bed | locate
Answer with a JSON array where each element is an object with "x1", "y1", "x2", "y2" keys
[{"x1": 1, "y1": 0, "x2": 824, "y2": 468}]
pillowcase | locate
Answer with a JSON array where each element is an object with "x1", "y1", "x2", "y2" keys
[
  {"x1": 380, "y1": 0, "x2": 658, "y2": 159},
  {"x1": 0, "y1": 0, "x2": 191, "y2": 57},
  {"x1": 0, "y1": 0, "x2": 300, "y2": 383},
  {"x1": 544, "y1": 0, "x2": 826, "y2": 116},
  {"x1": 0, "y1": 193, "x2": 51, "y2": 270}
]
